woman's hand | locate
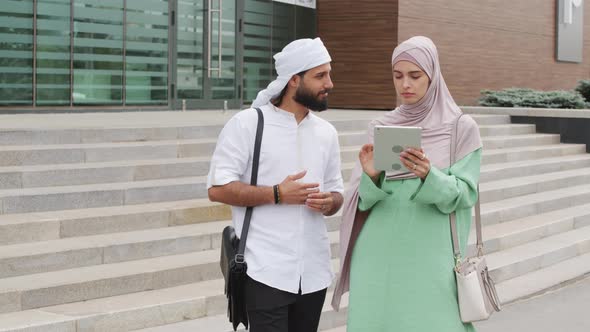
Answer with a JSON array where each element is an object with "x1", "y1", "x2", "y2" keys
[
  {"x1": 359, "y1": 144, "x2": 382, "y2": 183},
  {"x1": 400, "y1": 147, "x2": 431, "y2": 180}
]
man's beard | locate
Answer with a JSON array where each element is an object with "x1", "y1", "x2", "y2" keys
[{"x1": 293, "y1": 84, "x2": 330, "y2": 112}]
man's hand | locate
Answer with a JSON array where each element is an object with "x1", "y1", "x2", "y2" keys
[
  {"x1": 306, "y1": 191, "x2": 344, "y2": 216},
  {"x1": 278, "y1": 170, "x2": 320, "y2": 204}
]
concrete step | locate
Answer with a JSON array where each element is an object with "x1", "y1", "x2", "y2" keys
[
  {"x1": 476, "y1": 123, "x2": 536, "y2": 137},
  {"x1": 0, "y1": 242, "x2": 342, "y2": 314},
  {"x1": 480, "y1": 167, "x2": 590, "y2": 203},
  {"x1": 0, "y1": 113, "x2": 508, "y2": 148},
  {"x1": 0, "y1": 199, "x2": 230, "y2": 246},
  {"x1": 495, "y1": 251, "x2": 590, "y2": 304},
  {"x1": 319, "y1": 124, "x2": 539, "y2": 151},
  {"x1": 482, "y1": 133, "x2": 560, "y2": 150},
  {"x1": 5, "y1": 237, "x2": 583, "y2": 332},
  {"x1": 0, "y1": 210, "x2": 587, "y2": 330},
  {"x1": 481, "y1": 143, "x2": 586, "y2": 165},
  {"x1": 133, "y1": 289, "x2": 348, "y2": 332},
  {"x1": 2, "y1": 146, "x2": 587, "y2": 193},
  {"x1": 341, "y1": 143, "x2": 586, "y2": 165},
  {"x1": 469, "y1": 114, "x2": 511, "y2": 125},
  {"x1": 5, "y1": 183, "x2": 585, "y2": 281},
  {"x1": 480, "y1": 153, "x2": 590, "y2": 182},
  {"x1": 480, "y1": 182, "x2": 590, "y2": 226},
  {"x1": 10, "y1": 179, "x2": 590, "y2": 280},
  {"x1": 0, "y1": 278, "x2": 348, "y2": 332},
  {"x1": 0, "y1": 157, "x2": 211, "y2": 189},
  {"x1": 0, "y1": 129, "x2": 366, "y2": 189},
  {"x1": 2, "y1": 153, "x2": 588, "y2": 244},
  {"x1": 0, "y1": 223, "x2": 224, "y2": 278},
  {"x1": 2, "y1": 154, "x2": 590, "y2": 246},
  {"x1": 6, "y1": 178, "x2": 587, "y2": 280},
  {"x1": 0, "y1": 118, "x2": 375, "y2": 146},
  {"x1": 341, "y1": 153, "x2": 590, "y2": 187},
  {"x1": 487, "y1": 225, "x2": 590, "y2": 283},
  {"x1": 0, "y1": 129, "x2": 369, "y2": 168},
  {"x1": 0, "y1": 201, "x2": 339, "y2": 249},
  {"x1": 0, "y1": 125, "x2": 222, "y2": 146},
  {"x1": 469, "y1": 203, "x2": 590, "y2": 254},
  {"x1": 0, "y1": 139, "x2": 218, "y2": 167},
  {"x1": 0, "y1": 222, "x2": 341, "y2": 279},
  {"x1": 8, "y1": 143, "x2": 584, "y2": 215},
  {"x1": 0, "y1": 176, "x2": 209, "y2": 214},
  {"x1": 0, "y1": 251, "x2": 233, "y2": 314}
]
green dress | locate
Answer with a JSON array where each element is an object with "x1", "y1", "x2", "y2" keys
[{"x1": 347, "y1": 149, "x2": 482, "y2": 332}]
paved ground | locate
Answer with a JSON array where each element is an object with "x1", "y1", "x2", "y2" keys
[{"x1": 475, "y1": 275, "x2": 590, "y2": 332}]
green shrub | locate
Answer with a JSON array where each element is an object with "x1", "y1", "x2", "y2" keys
[
  {"x1": 575, "y1": 80, "x2": 590, "y2": 103},
  {"x1": 479, "y1": 88, "x2": 587, "y2": 109}
]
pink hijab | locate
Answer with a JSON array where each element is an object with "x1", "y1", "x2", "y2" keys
[{"x1": 331, "y1": 36, "x2": 482, "y2": 310}]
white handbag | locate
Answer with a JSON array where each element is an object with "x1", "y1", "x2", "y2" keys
[{"x1": 450, "y1": 114, "x2": 501, "y2": 323}]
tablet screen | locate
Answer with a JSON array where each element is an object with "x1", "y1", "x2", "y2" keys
[{"x1": 373, "y1": 125, "x2": 422, "y2": 173}]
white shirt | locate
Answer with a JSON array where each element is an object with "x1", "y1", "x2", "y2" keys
[{"x1": 207, "y1": 104, "x2": 344, "y2": 294}]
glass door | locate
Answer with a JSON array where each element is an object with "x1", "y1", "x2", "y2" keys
[{"x1": 174, "y1": 0, "x2": 240, "y2": 110}]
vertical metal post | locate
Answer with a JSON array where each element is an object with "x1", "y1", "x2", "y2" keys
[
  {"x1": 33, "y1": 0, "x2": 37, "y2": 106},
  {"x1": 168, "y1": 0, "x2": 176, "y2": 109},
  {"x1": 270, "y1": 1, "x2": 273, "y2": 80},
  {"x1": 218, "y1": 0, "x2": 222, "y2": 78},
  {"x1": 208, "y1": 0, "x2": 222, "y2": 78},
  {"x1": 207, "y1": 0, "x2": 211, "y2": 78},
  {"x1": 122, "y1": 0, "x2": 127, "y2": 106},
  {"x1": 70, "y1": 0, "x2": 74, "y2": 107}
]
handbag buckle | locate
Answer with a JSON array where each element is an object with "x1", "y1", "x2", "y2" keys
[
  {"x1": 234, "y1": 254, "x2": 245, "y2": 264},
  {"x1": 454, "y1": 254, "x2": 462, "y2": 271},
  {"x1": 476, "y1": 244, "x2": 484, "y2": 257}
]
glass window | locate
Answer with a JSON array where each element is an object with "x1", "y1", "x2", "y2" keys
[
  {"x1": 209, "y1": 0, "x2": 236, "y2": 100},
  {"x1": 125, "y1": 0, "x2": 169, "y2": 105},
  {"x1": 295, "y1": 5, "x2": 315, "y2": 39},
  {"x1": 242, "y1": 0, "x2": 272, "y2": 103},
  {"x1": 177, "y1": 0, "x2": 205, "y2": 100},
  {"x1": 0, "y1": 0, "x2": 34, "y2": 106},
  {"x1": 73, "y1": 0, "x2": 124, "y2": 105},
  {"x1": 36, "y1": 0, "x2": 71, "y2": 106},
  {"x1": 272, "y1": 2, "x2": 295, "y2": 56}
]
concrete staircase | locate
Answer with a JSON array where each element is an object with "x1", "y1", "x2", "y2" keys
[{"x1": 0, "y1": 111, "x2": 589, "y2": 331}]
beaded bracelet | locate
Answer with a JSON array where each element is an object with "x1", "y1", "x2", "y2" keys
[{"x1": 273, "y1": 184, "x2": 281, "y2": 204}]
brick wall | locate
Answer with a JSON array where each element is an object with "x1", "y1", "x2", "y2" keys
[{"x1": 318, "y1": 0, "x2": 590, "y2": 109}]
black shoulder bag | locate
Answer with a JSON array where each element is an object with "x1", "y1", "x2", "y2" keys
[{"x1": 219, "y1": 107, "x2": 264, "y2": 331}]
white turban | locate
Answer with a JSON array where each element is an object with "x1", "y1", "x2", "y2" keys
[{"x1": 251, "y1": 37, "x2": 332, "y2": 108}]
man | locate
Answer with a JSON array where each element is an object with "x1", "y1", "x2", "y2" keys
[{"x1": 207, "y1": 38, "x2": 344, "y2": 332}]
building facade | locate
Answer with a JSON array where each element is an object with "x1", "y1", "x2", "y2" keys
[
  {"x1": 1, "y1": 0, "x2": 588, "y2": 112},
  {"x1": 0, "y1": 0, "x2": 315, "y2": 112},
  {"x1": 318, "y1": 0, "x2": 590, "y2": 109}
]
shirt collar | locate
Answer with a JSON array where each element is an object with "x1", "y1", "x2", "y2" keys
[{"x1": 270, "y1": 104, "x2": 313, "y2": 125}]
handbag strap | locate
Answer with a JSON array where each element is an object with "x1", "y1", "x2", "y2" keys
[
  {"x1": 449, "y1": 114, "x2": 484, "y2": 266},
  {"x1": 236, "y1": 107, "x2": 264, "y2": 262}
]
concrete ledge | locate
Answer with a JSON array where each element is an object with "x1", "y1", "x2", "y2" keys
[
  {"x1": 462, "y1": 106, "x2": 590, "y2": 119},
  {"x1": 463, "y1": 106, "x2": 590, "y2": 153}
]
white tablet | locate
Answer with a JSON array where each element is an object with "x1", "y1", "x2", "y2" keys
[{"x1": 373, "y1": 125, "x2": 422, "y2": 172}]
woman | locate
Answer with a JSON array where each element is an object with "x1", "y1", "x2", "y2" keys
[{"x1": 332, "y1": 36, "x2": 483, "y2": 331}]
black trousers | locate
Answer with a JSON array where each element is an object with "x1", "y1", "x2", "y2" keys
[{"x1": 244, "y1": 275, "x2": 327, "y2": 332}]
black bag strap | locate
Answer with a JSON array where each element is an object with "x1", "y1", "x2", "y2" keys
[{"x1": 236, "y1": 107, "x2": 264, "y2": 262}]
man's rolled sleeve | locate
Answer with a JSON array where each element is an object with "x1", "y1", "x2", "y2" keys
[
  {"x1": 324, "y1": 132, "x2": 344, "y2": 194},
  {"x1": 207, "y1": 116, "x2": 252, "y2": 189}
]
